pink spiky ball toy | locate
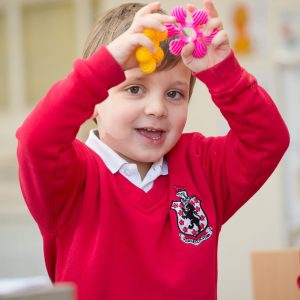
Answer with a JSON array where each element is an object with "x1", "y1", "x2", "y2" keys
[{"x1": 165, "y1": 6, "x2": 218, "y2": 58}]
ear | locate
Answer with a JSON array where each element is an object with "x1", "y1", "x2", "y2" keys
[{"x1": 91, "y1": 104, "x2": 99, "y2": 119}]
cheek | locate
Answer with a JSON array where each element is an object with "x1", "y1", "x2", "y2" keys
[
  {"x1": 97, "y1": 104, "x2": 136, "y2": 138},
  {"x1": 104, "y1": 99, "x2": 138, "y2": 121},
  {"x1": 171, "y1": 108, "x2": 188, "y2": 132}
]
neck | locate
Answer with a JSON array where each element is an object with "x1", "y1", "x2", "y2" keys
[
  {"x1": 119, "y1": 153, "x2": 152, "y2": 180},
  {"x1": 96, "y1": 131, "x2": 153, "y2": 180},
  {"x1": 136, "y1": 162, "x2": 152, "y2": 180}
]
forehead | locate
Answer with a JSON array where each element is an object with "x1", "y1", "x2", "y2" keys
[{"x1": 124, "y1": 61, "x2": 191, "y2": 87}]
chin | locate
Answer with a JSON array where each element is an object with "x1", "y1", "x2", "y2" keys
[{"x1": 138, "y1": 153, "x2": 165, "y2": 163}]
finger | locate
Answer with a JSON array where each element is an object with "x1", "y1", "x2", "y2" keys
[
  {"x1": 135, "y1": 2, "x2": 161, "y2": 17},
  {"x1": 181, "y1": 42, "x2": 195, "y2": 63},
  {"x1": 131, "y1": 33, "x2": 156, "y2": 52},
  {"x1": 131, "y1": 15, "x2": 169, "y2": 33},
  {"x1": 204, "y1": 0, "x2": 218, "y2": 18},
  {"x1": 211, "y1": 30, "x2": 229, "y2": 48},
  {"x1": 186, "y1": 3, "x2": 197, "y2": 14},
  {"x1": 151, "y1": 13, "x2": 176, "y2": 25},
  {"x1": 204, "y1": 17, "x2": 223, "y2": 35}
]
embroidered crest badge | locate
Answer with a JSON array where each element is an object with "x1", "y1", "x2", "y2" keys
[{"x1": 171, "y1": 189, "x2": 213, "y2": 246}]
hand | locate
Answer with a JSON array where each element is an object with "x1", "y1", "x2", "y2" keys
[
  {"x1": 181, "y1": 0, "x2": 231, "y2": 73},
  {"x1": 106, "y1": 2, "x2": 175, "y2": 71}
]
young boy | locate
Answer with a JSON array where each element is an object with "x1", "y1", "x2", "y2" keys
[{"x1": 16, "y1": 1, "x2": 289, "y2": 299}]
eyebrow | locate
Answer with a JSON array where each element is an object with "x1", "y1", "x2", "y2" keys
[
  {"x1": 123, "y1": 71, "x2": 190, "y2": 90},
  {"x1": 170, "y1": 81, "x2": 189, "y2": 88},
  {"x1": 127, "y1": 76, "x2": 145, "y2": 82},
  {"x1": 125, "y1": 76, "x2": 189, "y2": 87}
]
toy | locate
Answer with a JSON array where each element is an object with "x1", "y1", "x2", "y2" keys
[
  {"x1": 165, "y1": 6, "x2": 218, "y2": 58},
  {"x1": 233, "y1": 5, "x2": 252, "y2": 54},
  {"x1": 135, "y1": 28, "x2": 168, "y2": 74}
]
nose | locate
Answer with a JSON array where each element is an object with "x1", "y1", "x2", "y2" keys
[{"x1": 144, "y1": 96, "x2": 168, "y2": 118}]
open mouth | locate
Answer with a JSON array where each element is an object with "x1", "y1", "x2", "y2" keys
[{"x1": 136, "y1": 127, "x2": 166, "y2": 143}]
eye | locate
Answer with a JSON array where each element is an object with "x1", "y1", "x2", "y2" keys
[
  {"x1": 126, "y1": 86, "x2": 143, "y2": 95},
  {"x1": 167, "y1": 90, "x2": 184, "y2": 100}
]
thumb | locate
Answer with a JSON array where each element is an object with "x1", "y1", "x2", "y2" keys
[{"x1": 181, "y1": 42, "x2": 195, "y2": 64}]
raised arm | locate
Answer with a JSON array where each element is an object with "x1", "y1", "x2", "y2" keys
[
  {"x1": 175, "y1": 0, "x2": 289, "y2": 224},
  {"x1": 194, "y1": 52, "x2": 289, "y2": 224},
  {"x1": 16, "y1": 47, "x2": 125, "y2": 232}
]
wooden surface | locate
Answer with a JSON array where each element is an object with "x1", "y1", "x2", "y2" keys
[{"x1": 251, "y1": 248, "x2": 300, "y2": 300}]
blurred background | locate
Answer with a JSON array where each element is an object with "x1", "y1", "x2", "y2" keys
[{"x1": 0, "y1": 0, "x2": 299, "y2": 299}]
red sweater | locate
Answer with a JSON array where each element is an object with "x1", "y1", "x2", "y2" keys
[{"x1": 16, "y1": 47, "x2": 289, "y2": 300}]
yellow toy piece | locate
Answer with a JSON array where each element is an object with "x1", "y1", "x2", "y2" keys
[
  {"x1": 143, "y1": 28, "x2": 157, "y2": 40},
  {"x1": 153, "y1": 47, "x2": 164, "y2": 63},
  {"x1": 155, "y1": 30, "x2": 168, "y2": 42},
  {"x1": 140, "y1": 59, "x2": 157, "y2": 74},
  {"x1": 135, "y1": 47, "x2": 153, "y2": 63},
  {"x1": 135, "y1": 28, "x2": 167, "y2": 74}
]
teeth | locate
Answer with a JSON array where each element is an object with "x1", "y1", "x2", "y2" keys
[
  {"x1": 145, "y1": 128, "x2": 158, "y2": 132},
  {"x1": 138, "y1": 128, "x2": 163, "y2": 141}
]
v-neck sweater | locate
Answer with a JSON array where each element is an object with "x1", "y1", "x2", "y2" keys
[{"x1": 16, "y1": 46, "x2": 289, "y2": 300}]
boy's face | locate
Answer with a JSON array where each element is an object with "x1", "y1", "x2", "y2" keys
[{"x1": 95, "y1": 61, "x2": 191, "y2": 165}]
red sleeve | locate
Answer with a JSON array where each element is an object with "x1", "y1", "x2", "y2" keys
[
  {"x1": 16, "y1": 46, "x2": 125, "y2": 232},
  {"x1": 194, "y1": 51, "x2": 290, "y2": 224}
]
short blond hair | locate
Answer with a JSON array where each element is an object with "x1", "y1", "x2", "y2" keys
[{"x1": 82, "y1": 2, "x2": 196, "y2": 97}]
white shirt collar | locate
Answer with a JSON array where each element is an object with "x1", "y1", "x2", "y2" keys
[
  {"x1": 85, "y1": 129, "x2": 168, "y2": 192},
  {"x1": 85, "y1": 129, "x2": 127, "y2": 174}
]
